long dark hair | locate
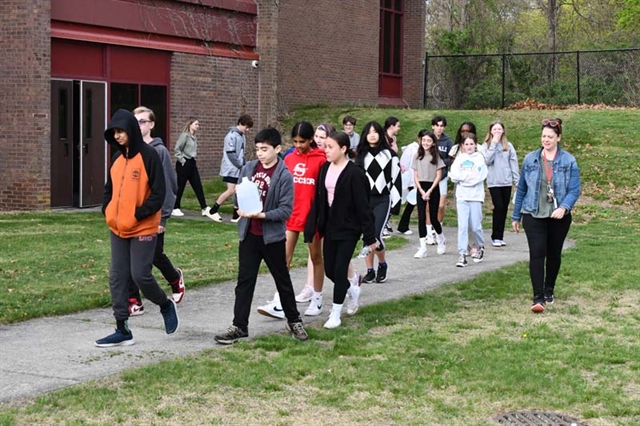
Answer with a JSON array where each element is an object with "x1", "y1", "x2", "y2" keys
[
  {"x1": 328, "y1": 131, "x2": 356, "y2": 159},
  {"x1": 417, "y1": 130, "x2": 439, "y2": 164},
  {"x1": 355, "y1": 121, "x2": 390, "y2": 166},
  {"x1": 291, "y1": 121, "x2": 315, "y2": 147},
  {"x1": 454, "y1": 121, "x2": 477, "y2": 149}
]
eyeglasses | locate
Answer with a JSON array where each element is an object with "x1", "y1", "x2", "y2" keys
[
  {"x1": 541, "y1": 119, "x2": 561, "y2": 131},
  {"x1": 138, "y1": 119, "x2": 152, "y2": 125}
]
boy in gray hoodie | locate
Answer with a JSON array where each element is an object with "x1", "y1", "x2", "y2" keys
[
  {"x1": 208, "y1": 114, "x2": 253, "y2": 223},
  {"x1": 126, "y1": 107, "x2": 185, "y2": 316}
]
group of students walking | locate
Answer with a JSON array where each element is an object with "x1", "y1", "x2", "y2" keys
[{"x1": 95, "y1": 108, "x2": 580, "y2": 348}]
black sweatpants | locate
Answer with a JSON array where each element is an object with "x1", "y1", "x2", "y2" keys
[
  {"x1": 522, "y1": 213, "x2": 572, "y2": 302},
  {"x1": 323, "y1": 235, "x2": 359, "y2": 305},
  {"x1": 233, "y1": 233, "x2": 302, "y2": 330},
  {"x1": 110, "y1": 232, "x2": 168, "y2": 321},
  {"x1": 175, "y1": 158, "x2": 207, "y2": 210}
]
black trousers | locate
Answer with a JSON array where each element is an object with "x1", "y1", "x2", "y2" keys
[
  {"x1": 489, "y1": 186, "x2": 512, "y2": 241},
  {"x1": 129, "y1": 231, "x2": 180, "y2": 300},
  {"x1": 323, "y1": 235, "x2": 359, "y2": 305},
  {"x1": 522, "y1": 213, "x2": 572, "y2": 302},
  {"x1": 175, "y1": 158, "x2": 207, "y2": 210},
  {"x1": 397, "y1": 187, "x2": 414, "y2": 233},
  {"x1": 233, "y1": 233, "x2": 301, "y2": 330},
  {"x1": 416, "y1": 181, "x2": 441, "y2": 238}
]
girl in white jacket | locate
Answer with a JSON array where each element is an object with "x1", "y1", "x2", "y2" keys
[{"x1": 449, "y1": 133, "x2": 488, "y2": 267}]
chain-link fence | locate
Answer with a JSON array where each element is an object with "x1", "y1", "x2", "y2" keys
[{"x1": 423, "y1": 48, "x2": 640, "y2": 109}]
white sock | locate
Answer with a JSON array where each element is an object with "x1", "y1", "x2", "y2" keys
[
  {"x1": 312, "y1": 291, "x2": 323, "y2": 305},
  {"x1": 330, "y1": 303, "x2": 343, "y2": 317}
]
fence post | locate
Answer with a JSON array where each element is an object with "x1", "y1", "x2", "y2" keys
[
  {"x1": 502, "y1": 54, "x2": 506, "y2": 109},
  {"x1": 423, "y1": 51, "x2": 429, "y2": 108},
  {"x1": 576, "y1": 50, "x2": 581, "y2": 104}
]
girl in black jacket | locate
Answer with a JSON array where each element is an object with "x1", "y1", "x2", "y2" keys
[{"x1": 305, "y1": 132, "x2": 377, "y2": 329}]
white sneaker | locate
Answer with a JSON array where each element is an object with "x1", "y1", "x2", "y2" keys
[
  {"x1": 400, "y1": 229, "x2": 413, "y2": 235},
  {"x1": 346, "y1": 285, "x2": 361, "y2": 316},
  {"x1": 207, "y1": 212, "x2": 223, "y2": 223},
  {"x1": 171, "y1": 209, "x2": 184, "y2": 217},
  {"x1": 425, "y1": 232, "x2": 436, "y2": 245},
  {"x1": 324, "y1": 304, "x2": 343, "y2": 329},
  {"x1": 257, "y1": 292, "x2": 285, "y2": 319},
  {"x1": 304, "y1": 297, "x2": 323, "y2": 316},
  {"x1": 295, "y1": 286, "x2": 314, "y2": 303},
  {"x1": 436, "y1": 234, "x2": 446, "y2": 255},
  {"x1": 201, "y1": 207, "x2": 211, "y2": 216},
  {"x1": 381, "y1": 228, "x2": 391, "y2": 239},
  {"x1": 414, "y1": 246, "x2": 427, "y2": 258}
]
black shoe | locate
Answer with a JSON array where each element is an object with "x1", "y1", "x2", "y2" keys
[
  {"x1": 472, "y1": 247, "x2": 484, "y2": 263},
  {"x1": 363, "y1": 269, "x2": 376, "y2": 283},
  {"x1": 544, "y1": 294, "x2": 554, "y2": 304},
  {"x1": 214, "y1": 325, "x2": 249, "y2": 345},
  {"x1": 375, "y1": 263, "x2": 388, "y2": 283},
  {"x1": 160, "y1": 299, "x2": 179, "y2": 334},
  {"x1": 286, "y1": 321, "x2": 309, "y2": 342}
]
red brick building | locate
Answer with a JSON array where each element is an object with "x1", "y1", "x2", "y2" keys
[{"x1": 0, "y1": 0, "x2": 425, "y2": 210}]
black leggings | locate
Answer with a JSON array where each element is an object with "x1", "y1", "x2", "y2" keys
[
  {"x1": 417, "y1": 181, "x2": 441, "y2": 238},
  {"x1": 323, "y1": 235, "x2": 359, "y2": 305},
  {"x1": 175, "y1": 159, "x2": 207, "y2": 210},
  {"x1": 522, "y1": 213, "x2": 572, "y2": 302},
  {"x1": 489, "y1": 186, "x2": 512, "y2": 241}
]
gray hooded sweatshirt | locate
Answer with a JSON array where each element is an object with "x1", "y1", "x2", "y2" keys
[{"x1": 219, "y1": 126, "x2": 246, "y2": 178}]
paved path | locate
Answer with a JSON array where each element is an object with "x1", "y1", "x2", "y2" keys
[{"x1": 0, "y1": 225, "x2": 534, "y2": 403}]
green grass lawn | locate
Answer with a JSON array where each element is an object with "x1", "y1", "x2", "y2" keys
[{"x1": 0, "y1": 108, "x2": 639, "y2": 424}]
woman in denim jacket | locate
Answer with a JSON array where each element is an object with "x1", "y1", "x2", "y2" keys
[{"x1": 512, "y1": 118, "x2": 581, "y2": 313}]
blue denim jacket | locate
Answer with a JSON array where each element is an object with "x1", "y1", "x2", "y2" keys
[{"x1": 512, "y1": 147, "x2": 581, "y2": 222}]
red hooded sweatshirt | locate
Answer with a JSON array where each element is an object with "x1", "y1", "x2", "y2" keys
[{"x1": 284, "y1": 147, "x2": 327, "y2": 232}]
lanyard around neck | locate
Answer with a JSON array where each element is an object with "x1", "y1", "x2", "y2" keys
[{"x1": 542, "y1": 150, "x2": 556, "y2": 183}]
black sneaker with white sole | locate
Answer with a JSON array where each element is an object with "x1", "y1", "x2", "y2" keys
[
  {"x1": 375, "y1": 263, "x2": 388, "y2": 283},
  {"x1": 363, "y1": 269, "x2": 376, "y2": 283},
  {"x1": 214, "y1": 325, "x2": 249, "y2": 345}
]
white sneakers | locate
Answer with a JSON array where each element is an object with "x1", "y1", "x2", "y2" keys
[
  {"x1": 295, "y1": 286, "x2": 314, "y2": 303},
  {"x1": 323, "y1": 304, "x2": 343, "y2": 329},
  {"x1": 436, "y1": 233, "x2": 446, "y2": 255},
  {"x1": 201, "y1": 207, "x2": 210, "y2": 216},
  {"x1": 346, "y1": 285, "x2": 361, "y2": 316},
  {"x1": 414, "y1": 237, "x2": 428, "y2": 258},
  {"x1": 208, "y1": 212, "x2": 223, "y2": 222},
  {"x1": 425, "y1": 231, "x2": 436, "y2": 245},
  {"x1": 171, "y1": 209, "x2": 184, "y2": 217},
  {"x1": 257, "y1": 292, "x2": 285, "y2": 319},
  {"x1": 304, "y1": 293, "x2": 323, "y2": 316}
]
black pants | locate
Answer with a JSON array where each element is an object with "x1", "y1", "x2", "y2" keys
[
  {"x1": 370, "y1": 194, "x2": 390, "y2": 251},
  {"x1": 416, "y1": 181, "x2": 441, "y2": 238},
  {"x1": 323, "y1": 235, "x2": 359, "y2": 305},
  {"x1": 129, "y1": 231, "x2": 180, "y2": 300},
  {"x1": 175, "y1": 158, "x2": 207, "y2": 210},
  {"x1": 489, "y1": 186, "x2": 512, "y2": 241},
  {"x1": 397, "y1": 188, "x2": 414, "y2": 233},
  {"x1": 522, "y1": 213, "x2": 572, "y2": 302},
  {"x1": 233, "y1": 233, "x2": 301, "y2": 330},
  {"x1": 110, "y1": 232, "x2": 167, "y2": 321}
]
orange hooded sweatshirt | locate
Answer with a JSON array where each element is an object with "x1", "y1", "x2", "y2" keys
[{"x1": 102, "y1": 109, "x2": 165, "y2": 238}]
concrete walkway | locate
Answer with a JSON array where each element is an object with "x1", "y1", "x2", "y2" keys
[{"x1": 0, "y1": 225, "x2": 533, "y2": 403}]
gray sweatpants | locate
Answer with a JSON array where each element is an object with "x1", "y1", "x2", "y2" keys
[{"x1": 110, "y1": 232, "x2": 168, "y2": 321}]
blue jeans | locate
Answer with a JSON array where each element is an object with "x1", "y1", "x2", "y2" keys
[{"x1": 456, "y1": 200, "x2": 484, "y2": 254}]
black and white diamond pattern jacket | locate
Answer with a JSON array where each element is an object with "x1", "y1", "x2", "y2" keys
[{"x1": 363, "y1": 149, "x2": 402, "y2": 207}]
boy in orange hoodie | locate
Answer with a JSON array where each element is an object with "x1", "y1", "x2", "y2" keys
[{"x1": 96, "y1": 109, "x2": 179, "y2": 347}]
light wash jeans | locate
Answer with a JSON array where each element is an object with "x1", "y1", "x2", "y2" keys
[{"x1": 456, "y1": 200, "x2": 485, "y2": 254}]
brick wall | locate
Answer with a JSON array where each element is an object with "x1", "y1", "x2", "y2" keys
[
  {"x1": 170, "y1": 53, "x2": 259, "y2": 180},
  {"x1": 275, "y1": 1, "x2": 380, "y2": 112},
  {"x1": 403, "y1": 0, "x2": 426, "y2": 107},
  {"x1": 0, "y1": 0, "x2": 51, "y2": 210}
]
